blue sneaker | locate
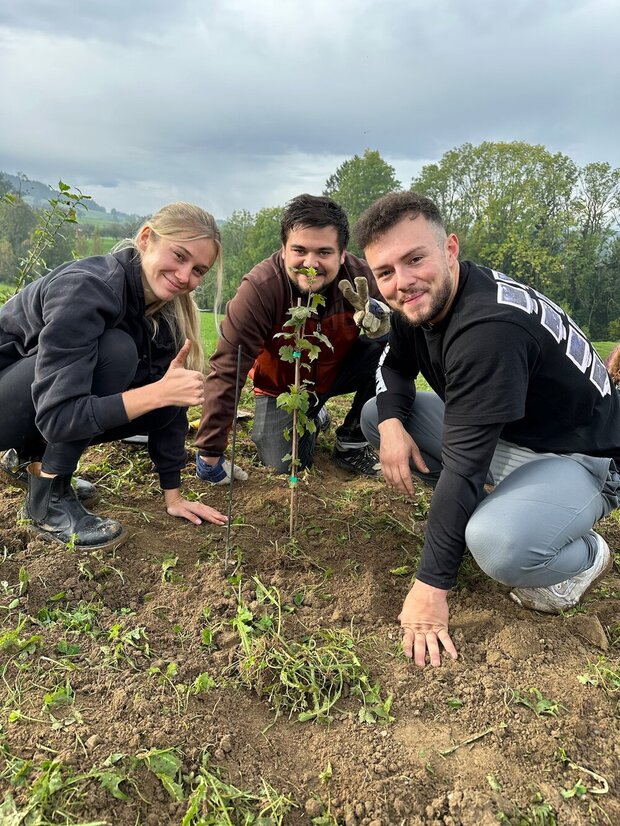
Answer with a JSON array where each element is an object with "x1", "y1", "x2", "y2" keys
[{"x1": 196, "y1": 453, "x2": 248, "y2": 485}]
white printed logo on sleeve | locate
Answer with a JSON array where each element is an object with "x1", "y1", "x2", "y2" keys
[
  {"x1": 376, "y1": 344, "x2": 389, "y2": 395},
  {"x1": 492, "y1": 270, "x2": 610, "y2": 397}
]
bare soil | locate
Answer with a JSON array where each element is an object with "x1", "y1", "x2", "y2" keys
[{"x1": 1, "y1": 419, "x2": 619, "y2": 825}]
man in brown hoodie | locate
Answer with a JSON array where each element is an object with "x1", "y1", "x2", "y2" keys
[{"x1": 194, "y1": 194, "x2": 389, "y2": 484}]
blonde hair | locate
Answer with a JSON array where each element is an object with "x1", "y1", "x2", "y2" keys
[{"x1": 115, "y1": 202, "x2": 223, "y2": 372}]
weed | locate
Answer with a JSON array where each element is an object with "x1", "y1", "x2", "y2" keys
[
  {"x1": 232, "y1": 578, "x2": 393, "y2": 723},
  {"x1": 556, "y1": 746, "x2": 610, "y2": 796},
  {"x1": 198, "y1": 606, "x2": 216, "y2": 646},
  {"x1": 17, "y1": 567, "x2": 30, "y2": 597},
  {"x1": 319, "y1": 761, "x2": 333, "y2": 784},
  {"x1": 42, "y1": 677, "x2": 74, "y2": 711},
  {"x1": 497, "y1": 791, "x2": 557, "y2": 825},
  {"x1": 35, "y1": 599, "x2": 102, "y2": 635},
  {"x1": 486, "y1": 773, "x2": 502, "y2": 792},
  {"x1": 100, "y1": 621, "x2": 150, "y2": 669},
  {"x1": 561, "y1": 779, "x2": 588, "y2": 799},
  {"x1": 577, "y1": 656, "x2": 620, "y2": 701},
  {"x1": 0, "y1": 743, "x2": 106, "y2": 825},
  {"x1": 138, "y1": 746, "x2": 186, "y2": 800},
  {"x1": 148, "y1": 661, "x2": 189, "y2": 714},
  {"x1": 182, "y1": 752, "x2": 296, "y2": 825},
  {"x1": 608, "y1": 622, "x2": 620, "y2": 647},
  {"x1": 509, "y1": 687, "x2": 565, "y2": 717},
  {"x1": 161, "y1": 552, "x2": 182, "y2": 583},
  {"x1": 89, "y1": 752, "x2": 136, "y2": 801},
  {"x1": 191, "y1": 672, "x2": 217, "y2": 695},
  {"x1": 0, "y1": 616, "x2": 42, "y2": 657}
]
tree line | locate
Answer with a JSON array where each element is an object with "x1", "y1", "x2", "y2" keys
[
  {"x1": 2, "y1": 142, "x2": 619, "y2": 338},
  {"x1": 196, "y1": 144, "x2": 620, "y2": 339}
]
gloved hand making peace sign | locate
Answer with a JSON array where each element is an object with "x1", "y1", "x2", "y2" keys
[{"x1": 338, "y1": 277, "x2": 391, "y2": 338}]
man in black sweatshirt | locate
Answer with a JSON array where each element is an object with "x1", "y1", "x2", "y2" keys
[{"x1": 356, "y1": 192, "x2": 620, "y2": 668}]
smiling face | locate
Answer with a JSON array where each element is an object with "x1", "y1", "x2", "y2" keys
[
  {"x1": 138, "y1": 227, "x2": 219, "y2": 303},
  {"x1": 282, "y1": 225, "x2": 345, "y2": 294},
  {"x1": 364, "y1": 214, "x2": 460, "y2": 327}
]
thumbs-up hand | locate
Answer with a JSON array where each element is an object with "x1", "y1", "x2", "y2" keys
[
  {"x1": 159, "y1": 339, "x2": 205, "y2": 407},
  {"x1": 170, "y1": 338, "x2": 192, "y2": 368},
  {"x1": 338, "y1": 277, "x2": 391, "y2": 338}
]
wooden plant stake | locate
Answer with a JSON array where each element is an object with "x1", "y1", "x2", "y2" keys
[
  {"x1": 288, "y1": 298, "x2": 302, "y2": 537},
  {"x1": 224, "y1": 344, "x2": 243, "y2": 571}
]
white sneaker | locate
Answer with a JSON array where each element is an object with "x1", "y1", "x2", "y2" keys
[{"x1": 509, "y1": 533, "x2": 613, "y2": 614}]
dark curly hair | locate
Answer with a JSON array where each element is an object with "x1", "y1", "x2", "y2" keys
[{"x1": 280, "y1": 194, "x2": 349, "y2": 252}]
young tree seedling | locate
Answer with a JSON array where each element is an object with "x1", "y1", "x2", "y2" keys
[{"x1": 275, "y1": 267, "x2": 333, "y2": 536}]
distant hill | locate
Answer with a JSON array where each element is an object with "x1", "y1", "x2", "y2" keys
[{"x1": 2, "y1": 171, "x2": 141, "y2": 226}]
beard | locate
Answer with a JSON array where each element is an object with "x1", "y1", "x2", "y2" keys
[
  {"x1": 288, "y1": 268, "x2": 330, "y2": 296},
  {"x1": 395, "y1": 267, "x2": 453, "y2": 328}
]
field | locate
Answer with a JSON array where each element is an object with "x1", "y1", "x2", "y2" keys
[{"x1": 0, "y1": 339, "x2": 619, "y2": 825}]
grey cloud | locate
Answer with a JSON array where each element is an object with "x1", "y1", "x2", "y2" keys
[{"x1": 0, "y1": 0, "x2": 618, "y2": 217}]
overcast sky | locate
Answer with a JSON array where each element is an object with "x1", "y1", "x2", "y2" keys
[{"x1": 1, "y1": 0, "x2": 618, "y2": 220}]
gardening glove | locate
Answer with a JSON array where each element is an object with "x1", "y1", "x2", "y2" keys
[
  {"x1": 196, "y1": 452, "x2": 248, "y2": 485},
  {"x1": 338, "y1": 277, "x2": 391, "y2": 338}
]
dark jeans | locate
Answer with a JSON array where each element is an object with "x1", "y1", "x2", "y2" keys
[
  {"x1": 252, "y1": 336, "x2": 383, "y2": 472},
  {"x1": 0, "y1": 329, "x2": 177, "y2": 475}
]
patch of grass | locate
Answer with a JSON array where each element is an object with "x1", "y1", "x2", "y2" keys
[
  {"x1": 592, "y1": 341, "x2": 616, "y2": 362},
  {"x1": 79, "y1": 446, "x2": 159, "y2": 498},
  {"x1": 0, "y1": 741, "x2": 107, "y2": 826},
  {"x1": 0, "y1": 616, "x2": 42, "y2": 657},
  {"x1": 232, "y1": 577, "x2": 393, "y2": 723},
  {"x1": 34, "y1": 599, "x2": 103, "y2": 635},
  {"x1": 497, "y1": 790, "x2": 557, "y2": 825},
  {"x1": 100, "y1": 620, "x2": 150, "y2": 670},
  {"x1": 199, "y1": 311, "x2": 224, "y2": 358},
  {"x1": 183, "y1": 753, "x2": 296, "y2": 825},
  {"x1": 577, "y1": 656, "x2": 620, "y2": 698}
]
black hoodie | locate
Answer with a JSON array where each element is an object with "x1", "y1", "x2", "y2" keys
[{"x1": 0, "y1": 249, "x2": 188, "y2": 488}]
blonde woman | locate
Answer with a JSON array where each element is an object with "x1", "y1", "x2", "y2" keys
[{"x1": 0, "y1": 202, "x2": 227, "y2": 548}]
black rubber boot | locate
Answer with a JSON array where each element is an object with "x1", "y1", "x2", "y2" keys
[
  {"x1": 24, "y1": 462, "x2": 125, "y2": 549},
  {"x1": 1, "y1": 449, "x2": 97, "y2": 504}
]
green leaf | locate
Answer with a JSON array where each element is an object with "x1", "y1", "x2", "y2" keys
[
  {"x1": 192, "y1": 672, "x2": 216, "y2": 694},
  {"x1": 312, "y1": 331, "x2": 334, "y2": 350},
  {"x1": 201, "y1": 628, "x2": 213, "y2": 647},
  {"x1": 141, "y1": 748, "x2": 185, "y2": 801},
  {"x1": 278, "y1": 345, "x2": 296, "y2": 363},
  {"x1": 96, "y1": 768, "x2": 130, "y2": 800},
  {"x1": 389, "y1": 565, "x2": 412, "y2": 576}
]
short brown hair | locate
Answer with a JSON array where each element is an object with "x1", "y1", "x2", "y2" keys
[{"x1": 354, "y1": 191, "x2": 445, "y2": 250}]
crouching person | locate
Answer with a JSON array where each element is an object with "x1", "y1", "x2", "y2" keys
[
  {"x1": 356, "y1": 192, "x2": 620, "y2": 667},
  {"x1": 194, "y1": 194, "x2": 389, "y2": 483},
  {"x1": 0, "y1": 202, "x2": 227, "y2": 549}
]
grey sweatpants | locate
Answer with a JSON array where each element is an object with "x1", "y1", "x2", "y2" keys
[{"x1": 361, "y1": 392, "x2": 619, "y2": 587}]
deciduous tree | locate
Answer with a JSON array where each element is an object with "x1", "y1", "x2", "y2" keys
[{"x1": 324, "y1": 149, "x2": 401, "y2": 252}]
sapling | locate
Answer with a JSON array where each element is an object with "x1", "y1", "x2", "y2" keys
[
  {"x1": 275, "y1": 267, "x2": 333, "y2": 536},
  {"x1": 8, "y1": 180, "x2": 92, "y2": 295}
]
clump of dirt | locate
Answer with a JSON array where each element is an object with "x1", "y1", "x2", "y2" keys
[{"x1": 0, "y1": 432, "x2": 619, "y2": 825}]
